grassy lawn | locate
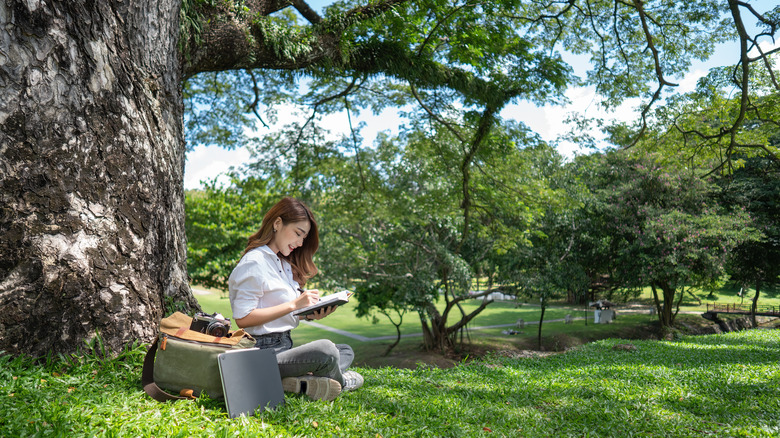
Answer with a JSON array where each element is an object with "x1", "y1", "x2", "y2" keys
[
  {"x1": 3, "y1": 329, "x2": 779, "y2": 437},
  {"x1": 195, "y1": 282, "x2": 780, "y2": 337},
  {"x1": 196, "y1": 287, "x2": 602, "y2": 340},
  {"x1": 191, "y1": 281, "x2": 780, "y2": 370},
  {"x1": 625, "y1": 284, "x2": 780, "y2": 312}
]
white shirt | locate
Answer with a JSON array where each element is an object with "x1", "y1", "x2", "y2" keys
[{"x1": 228, "y1": 245, "x2": 301, "y2": 336}]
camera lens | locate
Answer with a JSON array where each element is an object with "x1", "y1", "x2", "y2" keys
[{"x1": 207, "y1": 321, "x2": 228, "y2": 337}]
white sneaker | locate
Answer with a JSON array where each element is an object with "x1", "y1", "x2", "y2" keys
[
  {"x1": 282, "y1": 376, "x2": 341, "y2": 401},
  {"x1": 342, "y1": 370, "x2": 364, "y2": 392}
]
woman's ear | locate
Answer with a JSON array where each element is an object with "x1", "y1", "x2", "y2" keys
[{"x1": 273, "y1": 217, "x2": 283, "y2": 231}]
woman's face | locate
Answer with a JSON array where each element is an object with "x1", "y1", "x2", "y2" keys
[{"x1": 269, "y1": 219, "x2": 311, "y2": 256}]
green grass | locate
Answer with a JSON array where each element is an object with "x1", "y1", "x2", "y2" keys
[
  {"x1": 195, "y1": 281, "x2": 780, "y2": 339},
  {"x1": 2, "y1": 330, "x2": 779, "y2": 437},
  {"x1": 196, "y1": 288, "x2": 595, "y2": 342},
  {"x1": 192, "y1": 283, "x2": 774, "y2": 366},
  {"x1": 626, "y1": 283, "x2": 780, "y2": 311}
]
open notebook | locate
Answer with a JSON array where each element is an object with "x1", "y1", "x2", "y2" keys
[
  {"x1": 217, "y1": 348, "x2": 285, "y2": 418},
  {"x1": 292, "y1": 290, "x2": 353, "y2": 317}
]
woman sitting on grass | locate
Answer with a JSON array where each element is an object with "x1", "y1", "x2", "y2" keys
[{"x1": 228, "y1": 197, "x2": 363, "y2": 401}]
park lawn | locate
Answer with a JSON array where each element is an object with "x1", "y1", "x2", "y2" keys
[
  {"x1": 627, "y1": 283, "x2": 780, "y2": 312},
  {"x1": 194, "y1": 288, "x2": 664, "y2": 366},
  {"x1": 195, "y1": 287, "x2": 581, "y2": 340},
  {"x1": 192, "y1": 282, "x2": 777, "y2": 363},
  {"x1": 2, "y1": 329, "x2": 779, "y2": 437},
  {"x1": 467, "y1": 313, "x2": 659, "y2": 352}
]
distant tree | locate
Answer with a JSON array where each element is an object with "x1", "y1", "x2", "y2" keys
[
  {"x1": 562, "y1": 154, "x2": 628, "y2": 304},
  {"x1": 312, "y1": 121, "x2": 565, "y2": 352},
  {"x1": 502, "y1": 245, "x2": 581, "y2": 350},
  {"x1": 589, "y1": 152, "x2": 760, "y2": 328},
  {"x1": 720, "y1": 156, "x2": 780, "y2": 326},
  {"x1": 185, "y1": 176, "x2": 281, "y2": 294},
  {"x1": 353, "y1": 278, "x2": 420, "y2": 356},
  {"x1": 488, "y1": 146, "x2": 586, "y2": 347}
]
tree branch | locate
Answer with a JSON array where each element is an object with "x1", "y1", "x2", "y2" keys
[
  {"x1": 456, "y1": 104, "x2": 499, "y2": 254},
  {"x1": 724, "y1": 0, "x2": 753, "y2": 168},
  {"x1": 408, "y1": 82, "x2": 466, "y2": 143},
  {"x1": 416, "y1": 1, "x2": 477, "y2": 57},
  {"x1": 246, "y1": 69, "x2": 270, "y2": 128},
  {"x1": 628, "y1": 0, "x2": 678, "y2": 147},
  {"x1": 290, "y1": 0, "x2": 323, "y2": 24},
  {"x1": 182, "y1": 0, "x2": 412, "y2": 77},
  {"x1": 444, "y1": 295, "x2": 494, "y2": 334}
]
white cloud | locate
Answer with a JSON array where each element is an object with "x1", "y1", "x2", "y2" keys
[
  {"x1": 184, "y1": 145, "x2": 251, "y2": 190},
  {"x1": 677, "y1": 68, "x2": 708, "y2": 94},
  {"x1": 502, "y1": 86, "x2": 643, "y2": 157}
]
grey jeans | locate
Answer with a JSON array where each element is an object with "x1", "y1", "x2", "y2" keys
[{"x1": 254, "y1": 331, "x2": 354, "y2": 386}]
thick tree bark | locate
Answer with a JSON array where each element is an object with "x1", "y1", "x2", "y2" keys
[{"x1": 0, "y1": 0, "x2": 198, "y2": 357}]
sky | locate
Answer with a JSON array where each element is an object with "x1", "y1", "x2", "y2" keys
[{"x1": 183, "y1": 0, "x2": 777, "y2": 190}]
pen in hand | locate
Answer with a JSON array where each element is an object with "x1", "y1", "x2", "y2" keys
[
  {"x1": 298, "y1": 287, "x2": 320, "y2": 303},
  {"x1": 297, "y1": 287, "x2": 325, "y2": 320}
]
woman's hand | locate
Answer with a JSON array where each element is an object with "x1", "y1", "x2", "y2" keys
[
  {"x1": 235, "y1": 288, "x2": 323, "y2": 329},
  {"x1": 305, "y1": 306, "x2": 337, "y2": 321},
  {"x1": 294, "y1": 288, "x2": 320, "y2": 309}
]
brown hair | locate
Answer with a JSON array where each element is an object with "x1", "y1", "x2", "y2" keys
[{"x1": 241, "y1": 197, "x2": 319, "y2": 285}]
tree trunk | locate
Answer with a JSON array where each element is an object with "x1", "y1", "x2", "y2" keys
[
  {"x1": 0, "y1": 0, "x2": 199, "y2": 357},
  {"x1": 537, "y1": 302, "x2": 546, "y2": 350},
  {"x1": 651, "y1": 282, "x2": 676, "y2": 327},
  {"x1": 750, "y1": 280, "x2": 761, "y2": 328},
  {"x1": 381, "y1": 309, "x2": 403, "y2": 356},
  {"x1": 419, "y1": 304, "x2": 452, "y2": 352}
]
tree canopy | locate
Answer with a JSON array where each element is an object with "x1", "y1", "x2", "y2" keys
[{"x1": 182, "y1": 0, "x2": 779, "y2": 348}]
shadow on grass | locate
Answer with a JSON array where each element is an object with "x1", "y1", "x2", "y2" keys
[{"x1": 341, "y1": 330, "x2": 780, "y2": 436}]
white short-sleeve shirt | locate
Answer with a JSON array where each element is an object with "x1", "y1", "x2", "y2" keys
[{"x1": 228, "y1": 245, "x2": 301, "y2": 336}]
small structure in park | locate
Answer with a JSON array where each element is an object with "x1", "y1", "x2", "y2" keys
[{"x1": 590, "y1": 300, "x2": 616, "y2": 324}]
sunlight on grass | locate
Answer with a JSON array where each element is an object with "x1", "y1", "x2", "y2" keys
[
  {"x1": 195, "y1": 286, "x2": 600, "y2": 339},
  {"x1": 2, "y1": 329, "x2": 779, "y2": 436},
  {"x1": 193, "y1": 280, "x2": 780, "y2": 350}
]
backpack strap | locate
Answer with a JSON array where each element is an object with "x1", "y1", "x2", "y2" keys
[{"x1": 142, "y1": 338, "x2": 193, "y2": 402}]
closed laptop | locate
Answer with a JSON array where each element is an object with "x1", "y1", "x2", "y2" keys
[{"x1": 218, "y1": 348, "x2": 285, "y2": 418}]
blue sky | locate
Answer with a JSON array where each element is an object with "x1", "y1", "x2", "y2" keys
[{"x1": 184, "y1": 0, "x2": 777, "y2": 190}]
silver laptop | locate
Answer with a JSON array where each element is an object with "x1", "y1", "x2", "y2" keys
[{"x1": 217, "y1": 348, "x2": 285, "y2": 418}]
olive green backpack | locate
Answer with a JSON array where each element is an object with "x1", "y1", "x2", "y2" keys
[{"x1": 142, "y1": 312, "x2": 256, "y2": 402}]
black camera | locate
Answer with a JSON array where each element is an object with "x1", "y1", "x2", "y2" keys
[{"x1": 190, "y1": 312, "x2": 231, "y2": 337}]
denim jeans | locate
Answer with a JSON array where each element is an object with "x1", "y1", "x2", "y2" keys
[{"x1": 254, "y1": 331, "x2": 354, "y2": 386}]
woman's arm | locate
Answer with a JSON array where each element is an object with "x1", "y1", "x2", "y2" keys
[{"x1": 235, "y1": 288, "x2": 321, "y2": 328}]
